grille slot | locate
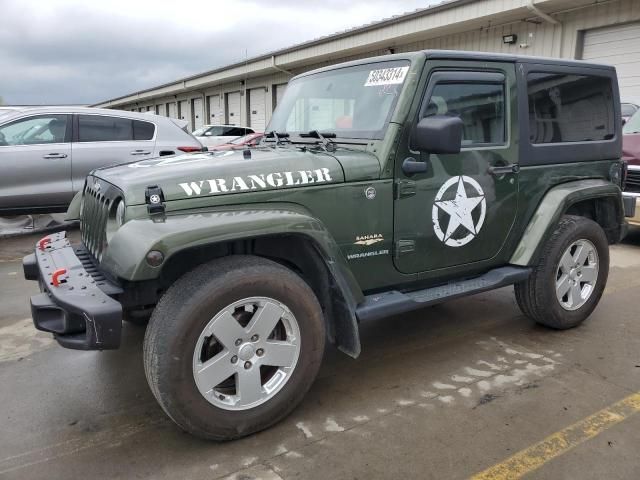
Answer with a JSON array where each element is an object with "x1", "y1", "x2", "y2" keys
[
  {"x1": 80, "y1": 177, "x2": 118, "y2": 262},
  {"x1": 625, "y1": 169, "x2": 640, "y2": 193}
]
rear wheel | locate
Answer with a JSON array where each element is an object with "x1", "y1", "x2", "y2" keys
[
  {"x1": 514, "y1": 215, "x2": 609, "y2": 329},
  {"x1": 143, "y1": 255, "x2": 325, "y2": 440}
]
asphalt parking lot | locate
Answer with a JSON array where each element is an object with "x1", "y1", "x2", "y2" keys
[{"x1": 1, "y1": 229, "x2": 639, "y2": 480}]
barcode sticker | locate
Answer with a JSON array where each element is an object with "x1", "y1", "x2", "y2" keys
[{"x1": 364, "y1": 66, "x2": 409, "y2": 87}]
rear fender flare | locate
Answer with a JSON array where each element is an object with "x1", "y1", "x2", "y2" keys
[{"x1": 510, "y1": 179, "x2": 623, "y2": 266}]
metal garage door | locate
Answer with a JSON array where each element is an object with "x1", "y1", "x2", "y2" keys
[
  {"x1": 168, "y1": 102, "x2": 177, "y2": 118},
  {"x1": 582, "y1": 23, "x2": 640, "y2": 98},
  {"x1": 227, "y1": 92, "x2": 241, "y2": 125},
  {"x1": 192, "y1": 97, "x2": 204, "y2": 130},
  {"x1": 208, "y1": 94, "x2": 224, "y2": 125},
  {"x1": 178, "y1": 100, "x2": 189, "y2": 124},
  {"x1": 249, "y1": 88, "x2": 266, "y2": 131},
  {"x1": 275, "y1": 84, "x2": 287, "y2": 108}
]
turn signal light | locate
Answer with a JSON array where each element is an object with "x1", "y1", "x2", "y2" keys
[
  {"x1": 146, "y1": 250, "x2": 165, "y2": 267},
  {"x1": 177, "y1": 146, "x2": 202, "y2": 153}
]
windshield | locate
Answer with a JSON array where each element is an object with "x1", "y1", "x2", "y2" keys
[
  {"x1": 623, "y1": 110, "x2": 640, "y2": 134},
  {"x1": 268, "y1": 60, "x2": 410, "y2": 140}
]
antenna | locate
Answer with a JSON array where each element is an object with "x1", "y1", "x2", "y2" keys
[
  {"x1": 244, "y1": 48, "x2": 248, "y2": 137},
  {"x1": 242, "y1": 48, "x2": 251, "y2": 159}
]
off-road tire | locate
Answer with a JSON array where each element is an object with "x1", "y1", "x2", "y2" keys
[
  {"x1": 514, "y1": 215, "x2": 609, "y2": 329},
  {"x1": 143, "y1": 255, "x2": 325, "y2": 441}
]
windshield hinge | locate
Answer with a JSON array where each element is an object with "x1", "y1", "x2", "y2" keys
[{"x1": 395, "y1": 180, "x2": 416, "y2": 199}]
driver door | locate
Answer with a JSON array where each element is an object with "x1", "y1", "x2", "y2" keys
[
  {"x1": 0, "y1": 114, "x2": 72, "y2": 213},
  {"x1": 393, "y1": 61, "x2": 519, "y2": 274}
]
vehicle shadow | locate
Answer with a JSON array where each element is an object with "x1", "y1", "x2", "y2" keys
[{"x1": 622, "y1": 225, "x2": 640, "y2": 246}]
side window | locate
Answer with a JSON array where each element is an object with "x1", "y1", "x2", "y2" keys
[
  {"x1": 621, "y1": 103, "x2": 638, "y2": 117},
  {"x1": 133, "y1": 120, "x2": 155, "y2": 140},
  {"x1": 78, "y1": 115, "x2": 133, "y2": 142},
  {"x1": 527, "y1": 73, "x2": 615, "y2": 143},
  {"x1": 207, "y1": 126, "x2": 225, "y2": 136},
  {"x1": 0, "y1": 115, "x2": 69, "y2": 146},
  {"x1": 424, "y1": 82, "x2": 506, "y2": 146},
  {"x1": 226, "y1": 127, "x2": 253, "y2": 136}
]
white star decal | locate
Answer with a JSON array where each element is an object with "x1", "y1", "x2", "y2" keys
[{"x1": 432, "y1": 176, "x2": 487, "y2": 247}]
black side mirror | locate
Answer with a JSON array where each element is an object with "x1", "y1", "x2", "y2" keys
[{"x1": 413, "y1": 115, "x2": 463, "y2": 154}]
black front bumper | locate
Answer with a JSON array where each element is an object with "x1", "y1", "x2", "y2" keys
[{"x1": 23, "y1": 232, "x2": 123, "y2": 350}]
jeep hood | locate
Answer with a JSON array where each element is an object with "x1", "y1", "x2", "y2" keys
[{"x1": 93, "y1": 147, "x2": 380, "y2": 205}]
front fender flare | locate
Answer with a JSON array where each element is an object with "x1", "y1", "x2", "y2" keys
[
  {"x1": 510, "y1": 179, "x2": 623, "y2": 266},
  {"x1": 102, "y1": 203, "x2": 364, "y2": 356}
]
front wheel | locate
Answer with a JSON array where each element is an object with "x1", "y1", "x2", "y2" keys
[
  {"x1": 143, "y1": 255, "x2": 325, "y2": 440},
  {"x1": 515, "y1": 215, "x2": 609, "y2": 329}
]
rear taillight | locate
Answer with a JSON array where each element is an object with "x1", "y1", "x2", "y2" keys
[{"x1": 178, "y1": 146, "x2": 202, "y2": 153}]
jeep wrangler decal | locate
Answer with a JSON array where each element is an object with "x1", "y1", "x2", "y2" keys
[
  {"x1": 347, "y1": 249, "x2": 389, "y2": 260},
  {"x1": 178, "y1": 168, "x2": 333, "y2": 196},
  {"x1": 354, "y1": 234, "x2": 384, "y2": 246},
  {"x1": 432, "y1": 176, "x2": 486, "y2": 247}
]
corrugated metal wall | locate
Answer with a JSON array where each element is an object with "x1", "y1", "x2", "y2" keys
[{"x1": 120, "y1": 0, "x2": 640, "y2": 131}]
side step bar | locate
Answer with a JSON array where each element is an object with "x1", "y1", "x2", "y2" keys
[{"x1": 356, "y1": 266, "x2": 531, "y2": 322}]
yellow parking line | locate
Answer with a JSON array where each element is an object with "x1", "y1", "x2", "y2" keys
[{"x1": 470, "y1": 392, "x2": 640, "y2": 480}]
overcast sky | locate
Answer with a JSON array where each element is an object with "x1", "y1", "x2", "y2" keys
[{"x1": 0, "y1": 0, "x2": 435, "y2": 105}]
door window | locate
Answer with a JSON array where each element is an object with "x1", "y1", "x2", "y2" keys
[
  {"x1": 77, "y1": 115, "x2": 155, "y2": 142},
  {"x1": 78, "y1": 115, "x2": 133, "y2": 142},
  {"x1": 0, "y1": 115, "x2": 69, "y2": 146},
  {"x1": 424, "y1": 82, "x2": 506, "y2": 146},
  {"x1": 225, "y1": 127, "x2": 253, "y2": 136}
]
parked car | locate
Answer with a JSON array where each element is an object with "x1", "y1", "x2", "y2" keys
[
  {"x1": 0, "y1": 106, "x2": 21, "y2": 117},
  {"x1": 622, "y1": 109, "x2": 640, "y2": 166},
  {"x1": 621, "y1": 110, "x2": 640, "y2": 226},
  {"x1": 0, "y1": 107, "x2": 203, "y2": 214},
  {"x1": 209, "y1": 132, "x2": 264, "y2": 151},
  {"x1": 621, "y1": 99, "x2": 640, "y2": 124},
  {"x1": 24, "y1": 50, "x2": 631, "y2": 441},
  {"x1": 193, "y1": 124, "x2": 254, "y2": 147}
]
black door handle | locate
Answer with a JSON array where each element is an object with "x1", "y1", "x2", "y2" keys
[
  {"x1": 488, "y1": 164, "x2": 520, "y2": 175},
  {"x1": 402, "y1": 157, "x2": 428, "y2": 175}
]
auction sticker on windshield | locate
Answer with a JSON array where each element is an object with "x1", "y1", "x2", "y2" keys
[{"x1": 364, "y1": 66, "x2": 409, "y2": 86}]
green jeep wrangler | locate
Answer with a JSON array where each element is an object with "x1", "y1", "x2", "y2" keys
[{"x1": 23, "y1": 50, "x2": 634, "y2": 440}]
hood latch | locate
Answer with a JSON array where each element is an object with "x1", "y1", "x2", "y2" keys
[{"x1": 145, "y1": 185, "x2": 166, "y2": 220}]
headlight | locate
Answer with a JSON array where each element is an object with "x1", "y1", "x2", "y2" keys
[
  {"x1": 116, "y1": 199, "x2": 126, "y2": 227},
  {"x1": 106, "y1": 198, "x2": 125, "y2": 243}
]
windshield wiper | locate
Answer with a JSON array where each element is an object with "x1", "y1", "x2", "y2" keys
[
  {"x1": 299, "y1": 130, "x2": 337, "y2": 152},
  {"x1": 264, "y1": 130, "x2": 290, "y2": 146}
]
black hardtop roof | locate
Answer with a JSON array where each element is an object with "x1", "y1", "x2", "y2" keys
[{"x1": 296, "y1": 49, "x2": 616, "y2": 79}]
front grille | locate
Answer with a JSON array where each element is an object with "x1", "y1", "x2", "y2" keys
[
  {"x1": 80, "y1": 177, "x2": 121, "y2": 262},
  {"x1": 625, "y1": 169, "x2": 640, "y2": 193}
]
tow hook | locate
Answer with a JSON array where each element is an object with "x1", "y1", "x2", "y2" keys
[
  {"x1": 51, "y1": 268, "x2": 68, "y2": 287},
  {"x1": 38, "y1": 237, "x2": 52, "y2": 251}
]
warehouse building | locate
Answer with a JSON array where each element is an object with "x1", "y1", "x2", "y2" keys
[{"x1": 94, "y1": 0, "x2": 640, "y2": 132}]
